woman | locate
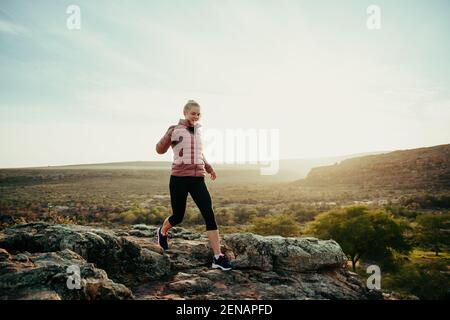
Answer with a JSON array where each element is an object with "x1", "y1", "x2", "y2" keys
[{"x1": 155, "y1": 100, "x2": 232, "y2": 271}]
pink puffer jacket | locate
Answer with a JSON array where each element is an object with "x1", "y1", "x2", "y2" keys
[{"x1": 156, "y1": 119, "x2": 215, "y2": 177}]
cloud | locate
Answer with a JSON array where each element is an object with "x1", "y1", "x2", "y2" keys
[
  {"x1": 0, "y1": 18, "x2": 27, "y2": 35},
  {"x1": 1, "y1": 1, "x2": 449, "y2": 166}
]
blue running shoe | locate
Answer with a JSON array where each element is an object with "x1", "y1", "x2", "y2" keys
[
  {"x1": 157, "y1": 227, "x2": 169, "y2": 251},
  {"x1": 212, "y1": 254, "x2": 232, "y2": 271}
]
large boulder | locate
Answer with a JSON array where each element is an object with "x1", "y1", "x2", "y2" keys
[
  {"x1": 0, "y1": 248, "x2": 132, "y2": 300},
  {"x1": 223, "y1": 233, "x2": 347, "y2": 272}
]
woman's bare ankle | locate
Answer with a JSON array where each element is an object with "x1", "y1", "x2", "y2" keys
[{"x1": 161, "y1": 218, "x2": 172, "y2": 236}]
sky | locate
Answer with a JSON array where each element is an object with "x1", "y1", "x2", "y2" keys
[{"x1": 0, "y1": 0, "x2": 449, "y2": 168}]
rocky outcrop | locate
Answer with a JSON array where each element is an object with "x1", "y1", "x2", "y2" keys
[
  {"x1": 224, "y1": 233, "x2": 347, "y2": 272},
  {"x1": 0, "y1": 222, "x2": 172, "y2": 286},
  {"x1": 0, "y1": 248, "x2": 132, "y2": 300},
  {"x1": 0, "y1": 223, "x2": 382, "y2": 300}
]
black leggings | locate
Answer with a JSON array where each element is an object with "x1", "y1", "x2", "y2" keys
[{"x1": 168, "y1": 175, "x2": 218, "y2": 231}]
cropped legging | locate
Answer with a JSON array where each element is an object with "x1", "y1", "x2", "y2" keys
[{"x1": 167, "y1": 175, "x2": 218, "y2": 231}]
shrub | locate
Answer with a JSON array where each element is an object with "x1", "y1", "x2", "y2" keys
[
  {"x1": 251, "y1": 213, "x2": 301, "y2": 237},
  {"x1": 384, "y1": 261, "x2": 450, "y2": 300}
]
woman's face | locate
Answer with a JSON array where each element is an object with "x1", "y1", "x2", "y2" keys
[{"x1": 184, "y1": 106, "x2": 201, "y2": 126}]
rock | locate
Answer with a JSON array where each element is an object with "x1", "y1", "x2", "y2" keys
[
  {"x1": 382, "y1": 291, "x2": 419, "y2": 300},
  {"x1": 223, "y1": 233, "x2": 347, "y2": 272},
  {"x1": 18, "y1": 290, "x2": 62, "y2": 300},
  {"x1": 126, "y1": 225, "x2": 206, "y2": 240},
  {"x1": 168, "y1": 275, "x2": 213, "y2": 294},
  {"x1": 0, "y1": 248, "x2": 132, "y2": 300},
  {"x1": 165, "y1": 239, "x2": 214, "y2": 270},
  {"x1": 0, "y1": 222, "x2": 171, "y2": 286},
  {"x1": 0, "y1": 223, "x2": 383, "y2": 300}
]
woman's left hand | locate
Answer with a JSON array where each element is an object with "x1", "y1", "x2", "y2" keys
[{"x1": 210, "y1": 171, "x2": 217, "y2": 181}]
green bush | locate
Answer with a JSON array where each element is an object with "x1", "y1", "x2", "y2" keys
[
  {"x1": 384, "y1": 261, "x2": 450, "y2": 300},
  {"x1": 251, "y1": 213, "x2": 301, "y2": 237},
  {"x1": 184, "y1": 207, "x2": 204, "y2": 225},
  {"x1": 234, "y1": 206, "x2": 257, "y2": 224},
  {"x1": 120, "y1": 211, "x2": 137, "y2": 224},
  {"x1": 215, "y1": 208, "x2": 235, "y2": 226},
  {"x1": 399, "y1": 193, "x2": 450, "y2": 209}
]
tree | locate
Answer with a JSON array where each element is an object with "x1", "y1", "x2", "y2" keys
[
  {"x1": 307, "y1": 205, "x2": 411, "y2": 271},
  {"x1": 415, "y1": 213, "x2": 450, "y2": 256}
]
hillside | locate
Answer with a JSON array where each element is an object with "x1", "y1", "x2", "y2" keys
[
  {"x1": 2, "y1": 150, "x2": 389, "y2": 182},
  {"x1": 296, "y1": 144, "x2": 450, "y2": 192}
]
